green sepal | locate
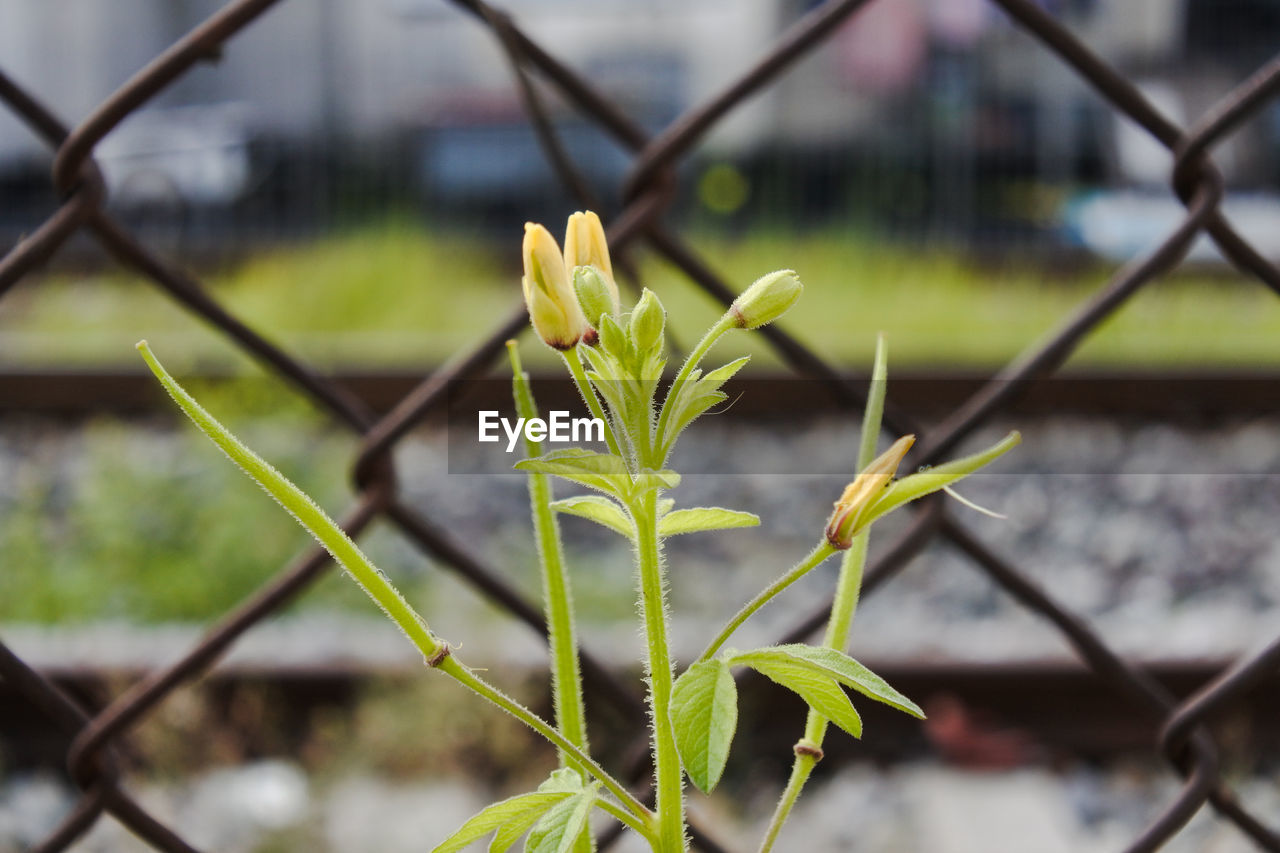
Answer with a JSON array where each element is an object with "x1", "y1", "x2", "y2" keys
[{"x1": 597, "y1": 313, "x2": 628, "y2": 360}]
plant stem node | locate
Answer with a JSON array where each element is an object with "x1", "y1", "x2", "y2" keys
[
  {"x1": 793, "y1": 740, "x2": 824, "y2": 762},
  {"x1": 427, "y1": 643, "x2": 452, "y2": 668}
]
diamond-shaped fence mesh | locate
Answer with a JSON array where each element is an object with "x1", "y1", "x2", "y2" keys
[{"x1": 1, "y1": 0, "x2": 1279, "y2": 851}]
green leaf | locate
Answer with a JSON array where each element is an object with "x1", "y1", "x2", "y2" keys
[
  {"x1": 524, "y1": 786, "x2": 598, "y2": 853},
  {"x1": 586, "y1": 372, "x2": 628, "y2": 423},
  {"x1": 631, "y1": 468, "x2": 682, "y2": 496},
  {"x1": 742, "y1": 644, "x2": 923, "y2": 719},
  {"x1": 856, "y1": 431, "x2": 1021, "y2": 532},
  {"x1": 579, "y1": 343, "x2": 618, "y2": 382},
  {"x1": 671, "y1": 659, "x2": 738, "y2": 793},
  {"x1": 659, "y1": 507, "x2": 760, "y2": 537},
  {"x1": 672, "y1": 392, "x2": 726, "y2": 434},
  {"x1": 551, "y1": 495, "x2": 634, "y2": 538},
  {"x1": 655, "y1": 356, "x2": 747, "y2": 458},
  {"x1": 857, "y1": 335, "x2": 889, "y2": 470},
  {"x1": 136, "y1": 342, "x2": 444, "y2": 666},
  {"x1": 537, "y1": 768, "x2": 585, "y2": 794},
  {"x1": 656, "y1": 498, "x2": 675, "y2": 517},
  {"x1": 730, "y1": 653, "x2": 862, "y2": 738},
  {"x1": 700, "y1": 355, "x2": 750, "y2": 389},
  {"x1": 515, "y1": 448, "x2": 631, "y2": 498},
  {"x1": 431, "y1": 791, "x2": 572, "y2": 853},
  {"x1": 489, "y1": 808, "x2": 550, "y2": 853}
]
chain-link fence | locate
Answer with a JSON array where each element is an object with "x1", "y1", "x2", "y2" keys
[{"x1": 1, "y1": 0, "x2": 1279, "y2": 850}]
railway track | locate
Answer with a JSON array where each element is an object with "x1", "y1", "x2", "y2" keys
[
  {"x1": 2, "y1": 368, "x2": 1278, "y2": 421},
  {"x1": 4, "y1": 657, "x2": 1276, "y2": 773}
]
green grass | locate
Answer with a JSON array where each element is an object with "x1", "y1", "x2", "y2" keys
[
  {"x1": 2, "y1": 219, "x2": 1278, "y2": 624},
  {"x1": 3, "y1": 219, "x2": 1278, "y2": 370},
  {"x1": 0, "y1": 398, "x2": 423, "y2": 623}
]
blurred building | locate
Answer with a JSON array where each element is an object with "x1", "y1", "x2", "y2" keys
[{"x1": 0, "y1": 0, "x2": 1277, "y2": 248}]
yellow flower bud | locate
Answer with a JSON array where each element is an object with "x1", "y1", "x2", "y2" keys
[
  {"x1": 564, "y1": 210, "x2": 620, "y2": 316},
  {"x1": 522, "y1": 222, "x2": 588, "y2": 350},
  {"x1": 730, "y1": 269, "x2": 803, "y2": 329},
  {"x1": 825, "y1": 435, "x2": 915, "y2": 549}
]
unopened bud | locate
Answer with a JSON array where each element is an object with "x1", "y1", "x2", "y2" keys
[
  {"x1": 825, "y1": 435, "x2": 915, "y2": 549},
  {"x1": 574, "y1": 265, "x2": 617, "y2": 327},
  {"x1": 522, "y1": 222, "x2": 588, "y2": 350},
  {"x1": 629, "y1": 288, "x2": 666, "y2": 352},
  {"x1": 564, "y1": 210, "x2": 620, "y2": 314},
  {"x1": 730, "y1": 269, "x2": 802, "y2": 329}
]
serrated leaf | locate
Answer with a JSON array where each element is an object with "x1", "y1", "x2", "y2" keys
[
  {"x1": 657, "y1": 498, "x2": 675, "y2": 517},
  {"x1": 855, "y1": 431, "x2": 1020, "y2": 534},
  {"x1": 551, "y1": 495, "x2": 634, "y2": 538},
  {"x1": 671, "y1": 659, "x2": 738, "y2": 793},
  {"x1": 738, "y1": 645, "x2": 923, "y2": 719},
  {"x1": 515, "y1": 448, "x2": 631, "y2": 498},
  {"x1": 658, "y1": 507, "x2": 760, "y2": 537},
  {"x1": 524, "y1": 786, "x2": 598, "y2": 853},
  {"x1": 431, "y1": 791, "x2": 571, "y2": 853},
  {"x1": 732, "y1": 655, "x2": 862, "y2": 738}
]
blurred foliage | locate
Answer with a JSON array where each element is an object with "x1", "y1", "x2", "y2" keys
[
  {"x1": 2, "y1": 218, "x2": 1278, "y2": 369},
  {"x1": 0, "y1": 383, "x2": 429, "y2": 623}
]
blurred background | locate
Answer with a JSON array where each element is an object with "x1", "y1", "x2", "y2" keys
[{"x1": 1, "y1": 1, "x2": 1279, "y2": 851}]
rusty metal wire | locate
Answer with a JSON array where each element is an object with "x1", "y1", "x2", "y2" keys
[{"x1": 1, "y1": 0, "x2": 1278, "y2": 851}]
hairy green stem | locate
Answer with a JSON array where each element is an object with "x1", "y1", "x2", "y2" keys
[
  {"x1": 137, "y1": 341, "x2": 650, "y2": 826},
  {"x1": 631, "y1": 489, "x2": 686, "y2": 851},
  {"x1": 758, "y1": 751, "x2": 816, "y2": 853},
  {"x1": 441, "y1": 657, "x2": 653, "y2": 827},
  {"x1": 565, "y1": 346, "x2": 624, "y2": 458},
  {"x1": 594, "y1": 796, "x2": 654, "y2": 840},
  {"x1": 697, "y1": 541, "x2": 837, "y2": 664},
  {"x1": 510, "y1": 343, "x2": 590, "y2": 779},
  {"x1": 759, "y1": 336, "x2": 889, "y2": 852}
]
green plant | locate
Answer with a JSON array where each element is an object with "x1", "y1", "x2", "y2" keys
[{"x1": 137, "y1": 210, "x2": 1018, "y2": 852}]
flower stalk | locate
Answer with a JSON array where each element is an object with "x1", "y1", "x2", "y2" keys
[
  {"x1": 509, "y1": 341, "x2": 590, "y2": 779},
  {"x1": 759, "y1": 334, "x2": 889, "y2": 853}
]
